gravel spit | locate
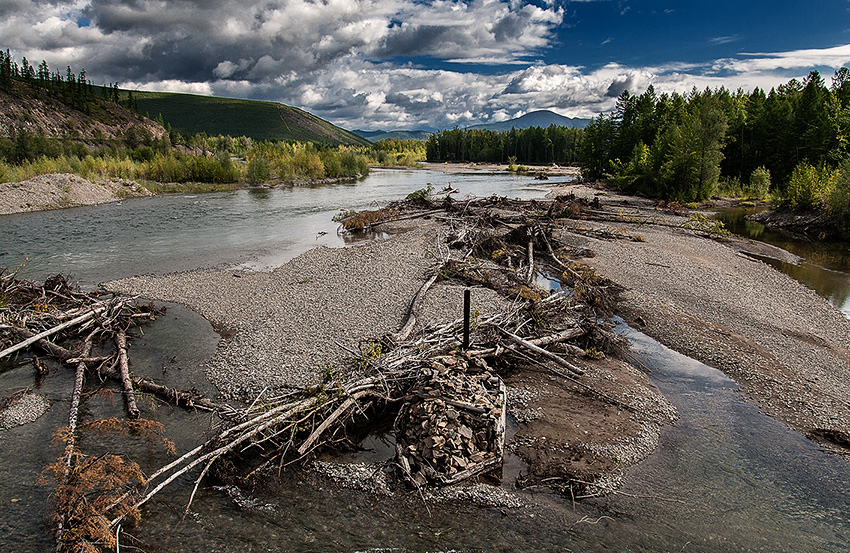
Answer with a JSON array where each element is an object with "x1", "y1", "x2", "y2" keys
[
  {"x1": 107, "y1": 224, "x2": 511, "y2": 400},
  {"x1": 555, "y1": 185, "x2": 850, "y2": 448},
  {"x1": 0, "y1": 173, "x2": 151, "y2": 215}
]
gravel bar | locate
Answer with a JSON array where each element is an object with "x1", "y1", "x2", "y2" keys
[
  {"x1": 553, "y1": 186, "x2": 850, "y2": 449},
  {"x1": 107, "y1": 224, "x2": 509, "y2": 400}
]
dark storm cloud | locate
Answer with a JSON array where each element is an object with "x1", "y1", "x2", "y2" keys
[
  {"x1": 491, "y1": 11, "x2": 530, "y2": 42},
  {"x1": 385, "y1": 91, "x2": 442, "y2": 110},
  {"x1": 380, "y1": 25, "x2": 463, "y2": 57}
]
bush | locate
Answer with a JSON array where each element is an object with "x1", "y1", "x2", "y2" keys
[
  {"x1": 785, "y1": 162, "x2": 837, "y2": 210},
  {"x1": 246, "y1": 156, "x2": 270, "y2": 184},
  {"x1": 827, "y1": 158, "x2": 850, "y2": 221},
  {"x1": 748, "y1": 166, "x2": 771, "y2": 200}
]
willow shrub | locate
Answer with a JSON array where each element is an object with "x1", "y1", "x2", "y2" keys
[
  {"x1": 785, "y1": 162, "x2": 837, "y2": 210},
  {"x1": 827, "y1": 158, "x2": 850, "y2": 222},
  {"x1": 748, "y1": 166, "x2": 771, "y2": 200}
]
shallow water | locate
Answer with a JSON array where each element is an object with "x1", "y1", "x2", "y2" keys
[
  {"x1": 715, "y1": 209, "x2": 850, "y2": 316},
  {"x1": 2, "y1": 173, "x2": 850, "y2": 551},
  {"x1": 0, "y1": 169, "x2": 560, "y2": 285},
  {"x1": 119, "y1": 324, "x2": 850, "y2": 553}
]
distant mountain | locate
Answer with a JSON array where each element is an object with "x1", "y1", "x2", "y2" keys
[
  {"x1": 133, "y1": 91, "x2": 371, "y2": 146},
  {"x1": 353, "y1": 129, "x2": 432, "y2": 142},
  {"x1": 468, "y1": 110, "x2": 590, "y2": 131}
]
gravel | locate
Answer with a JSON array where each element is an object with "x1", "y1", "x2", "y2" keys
[
  {"x1": 0, "y1": 173, "x2": 151, "y2": 215},
  {"x1": 107, "y1": 224, "x2": 511, "y2": 400},
  {"x1": 559, "y1": 190, "x2": 850, "y2": 447},
  {"x1": 0, "y1": 392, "x2": 50, "y2": 430}
]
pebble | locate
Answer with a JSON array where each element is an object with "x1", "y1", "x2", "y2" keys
[{"x1": 0, "y1": 392, "x2": 50, "y2": 430}]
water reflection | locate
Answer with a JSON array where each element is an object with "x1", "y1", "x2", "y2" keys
[{"x1": 716, "y1": 209, "x2": 850, "y2": 316}]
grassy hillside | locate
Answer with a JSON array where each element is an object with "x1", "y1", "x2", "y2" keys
[{"x1": 132, "y1": 91, "x2": 371, "y2": 146}]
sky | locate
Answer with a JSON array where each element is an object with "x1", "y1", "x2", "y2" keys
[{"x1": 2, "y1": 0, "x2": 850, "y2": 131}]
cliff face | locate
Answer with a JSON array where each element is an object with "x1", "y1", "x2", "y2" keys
[{"x1": 0, "y1": 81, "x2": 165, "y2": 143}]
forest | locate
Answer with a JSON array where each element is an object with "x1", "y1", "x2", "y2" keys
[
  {"x1": 425, "y1": 125, "x2": 583, "y2": 166},
  {"x1": 580, "y1": 69, "x2": 850, "y2": 217}
]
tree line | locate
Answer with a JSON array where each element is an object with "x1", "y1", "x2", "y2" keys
[
  {"x1": 580, "y1": 69, "x2": 850, "y2": 207},
  {"x1": 425, "y1": 125, "x2": 583, "y2": 165},
  {"x1": 0, "y1": 49, "x2": 128, "y2": 112}
]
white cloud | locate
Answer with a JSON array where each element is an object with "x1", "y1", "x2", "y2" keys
[{"x1": 2, "y1": 1, "x2": 849, "y2": 130}]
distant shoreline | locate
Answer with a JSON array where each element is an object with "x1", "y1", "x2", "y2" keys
[{"x1": 0, "y1": 164, "x2": 583, "y2": 216}]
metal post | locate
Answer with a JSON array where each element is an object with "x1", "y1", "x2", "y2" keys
[{"x1": 463, "y1": 289, "x2": 471, "y2": 350}]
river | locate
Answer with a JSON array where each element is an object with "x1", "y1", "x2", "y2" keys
[{"x1": 2, "y1": 171, "x2": 849, "y2": 552}]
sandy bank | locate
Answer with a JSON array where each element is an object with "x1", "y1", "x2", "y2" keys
[{"x1": 0, "y1": 173, "x2": 151, "y2": 215}]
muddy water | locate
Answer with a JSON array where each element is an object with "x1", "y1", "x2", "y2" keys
[{"x1": 2, "y1": 175, "x2": 850, "y2": 551}]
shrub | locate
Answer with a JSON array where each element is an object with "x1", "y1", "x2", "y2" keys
[
  {"x1": 785, "y1": 162, "x2": 837, "y2": 210},
  {"x1": 246, "y1": 156, "x2": 270, "y2": 184},
  {"x1": 827, "y1": 158, "x2": 850, "y2": 221},
  {"x1": 748, "y1": 166, "x2": 771, "y2": 200}
]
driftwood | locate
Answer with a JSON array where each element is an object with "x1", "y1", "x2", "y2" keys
[
  {"x1": 497, "y1": 327, "x2": 585, "y2": 375},
  {"x1": 132, "y1": 378, "x2": 234, "y2": 414},
  {"x1": 4, "y1": 193, "x2": 637, "y2": 548},
  {"x1": 389, "y1": 267, "x2": 443, "y2": 344},
  {"x1": 55, "y1": 333, "x2": 93, "y2": 551},
  {"x1": 11, "y1": 328, "x2": 76, "y2": 362},
  {"x1": 0, "y1": 306, "x2": 105, "y2": 360},
  {"x1": 114, "y1": 330, "x2": 139, "y2": 419}
]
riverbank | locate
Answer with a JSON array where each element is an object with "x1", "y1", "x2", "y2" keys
[
  {"x1": 549, "y1": 181, "x2": 850, "y2": 454},
  {"x1": 0, "y1": 173, "x2": 152, "y2": 215},
  {"x1": 104, "y1": 178, "x2": 850, "y2": 495}
]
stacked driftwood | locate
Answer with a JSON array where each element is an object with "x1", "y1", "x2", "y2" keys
[
  {"x1": 395, "y1": 354, "x2": 506, "y2": 486},
  {"x1": 0, "y1": 271, "x2": 236, "y2": 553},
  {"x1": 0, "y1": 271, "x2": 232, "y2": 417}
]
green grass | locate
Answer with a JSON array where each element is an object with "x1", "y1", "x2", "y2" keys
[{"x1": 131, "y1": 91, "x2": 371, "y2": 146}]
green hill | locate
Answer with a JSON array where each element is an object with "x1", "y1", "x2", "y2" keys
[{"x1": 132, "y1": 91, "x2": 371, "y2": 146}]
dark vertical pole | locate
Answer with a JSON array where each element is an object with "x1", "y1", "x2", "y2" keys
[{"x1": 463, "y1": 289, "x2": 471, "y2": 351}]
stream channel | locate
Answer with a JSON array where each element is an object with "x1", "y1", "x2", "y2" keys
[{"x1": 2, "y1": 170, "x2": 850, "y2": 552}]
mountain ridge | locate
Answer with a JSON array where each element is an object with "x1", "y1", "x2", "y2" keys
[{"x1": 469, "y1": 110, "x2": 590, "y2": 131}]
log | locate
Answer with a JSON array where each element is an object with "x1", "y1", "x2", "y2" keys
[
  {"x1": 10, "y1": 328, "x2": 76, "y2": 362},
  {"x1": 390, "y1": 269, "x2": 441, "y2": 343},
  {"x1": 115, "y1": 330, "x2": 139, "y2": 419},
  {"x1": 132, "y1": 377, "x2": 233, "y2": 414},
  {"x1": 64, "y1": 356, "x2": 113, "y2": 365},
  {"x1": 55, "y1": 335, "x2": 93, "y2": 552},
  {"x1": 498, "y1": 327, "x2": 584, "y2": 375},
  {"x1": 297, "y1": 390, "x2": 369, "y2": 455},
  {"x1": 0, "y1": 305, "x2": 105, "y2": 360},
  {"x1": 528, "y1": 327, "x2": 585, "y2": 348},
  {"x1": 540, "y1": 227, "x2": 582, "y2": 280}
]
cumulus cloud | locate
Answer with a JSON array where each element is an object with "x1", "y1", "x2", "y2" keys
[{"x1": 2, "y1": 0, "x2": 849, "y2": 130}]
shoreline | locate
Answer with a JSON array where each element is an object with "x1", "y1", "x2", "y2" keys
[
  {"x1": 105, "y1": 179, "x2": 850, "y2": 495},
  {"x1": 7, "y1": 170, "x2": 849, "y2": 491},
  {"x1": 548, "y1": 181, "x2": 850, "y2": 453},
  {"x1": 0, "y1": 163, "x2": 580, "y2": 217}
]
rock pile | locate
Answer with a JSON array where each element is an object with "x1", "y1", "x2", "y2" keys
[{"x1": 394, "y1": 354, "x2": 506, "y2": 486}]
